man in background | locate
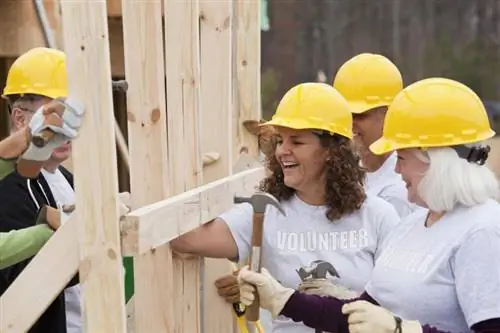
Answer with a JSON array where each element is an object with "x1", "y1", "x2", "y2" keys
[{"x1": 333, "y1": 52, "x2": 415, "y2": 218}]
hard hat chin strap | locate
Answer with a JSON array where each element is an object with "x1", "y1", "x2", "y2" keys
[{"x1": 452, "y1": 144, "x2": 490, "y2": 166}]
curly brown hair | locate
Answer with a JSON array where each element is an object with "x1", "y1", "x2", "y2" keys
[{"x1": 258, "y1": 131, "x2": 366, "y2": 221}]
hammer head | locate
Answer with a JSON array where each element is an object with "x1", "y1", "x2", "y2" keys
[
  {"x1": 296, "y1": 260, "x2": 339, "y2": 281},
  {"x1": 112, "y1": 80, "x2": 128, "y2": 92},
  {"x1": 234, "y1": 192, "x2": 285, "y2": 216}
]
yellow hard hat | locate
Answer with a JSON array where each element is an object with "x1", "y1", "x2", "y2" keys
[
  {"x1": 2, "y1": 47, "x2": 68, "y2": 100},
  {"x1": 370, "y1": 77, "x2": 495, "y2": 155},
  {"x1": 264, "y1": 82, "x2": 353, "y2": 139},
  {"x1": 333, "y1": 53, "x2": 403, "y2": 114}
]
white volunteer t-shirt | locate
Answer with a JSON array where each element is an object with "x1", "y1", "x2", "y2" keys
[
  {"x1": 366, "y1": 199, "x2": 500, "y2": 332},
  {"x1": 220, "y1": 193, "x2": 400, "y2": 333},
  {"x1": 41, "y1": 168, "x2": 82, "y2": 333},
  {"x1": 364, "y1": 153, "x2": 415, "y2": 218}
]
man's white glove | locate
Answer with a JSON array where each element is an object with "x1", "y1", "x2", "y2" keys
[
  {"x1": 119, "y1": 200, "x2": 131, "y2": 217},
  {"x1": 237, "y1": 266, "x2": 295, "y2": 318},
  {"x1": 22, "y1": 97, "x2": 85, "y2": 161},
  {"x1": 342, "y1": 300, "x2": 422, "y2": 333},
  {"x1": 298, "y1": 278, "x2": 359, "y2": 299}
]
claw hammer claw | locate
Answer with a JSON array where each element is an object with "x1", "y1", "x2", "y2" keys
[
  {"x1": 296, "y1": 260, "x2": 340, "y2": 281},
  {"x1": 233, "y1": 192, "x2": 285, "y2": 322}
]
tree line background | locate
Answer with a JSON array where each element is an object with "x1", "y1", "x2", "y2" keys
[{"x1": 260, "y1": 0, "x2": 500, "y2": 121}]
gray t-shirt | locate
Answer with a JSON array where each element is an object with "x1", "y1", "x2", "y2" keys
[
  {"x1": 365, "y1": 199, "x2": 500, "y2": 332},
  {"x1": 220, "y1": 193, "x2": 400, "y2": 333}
]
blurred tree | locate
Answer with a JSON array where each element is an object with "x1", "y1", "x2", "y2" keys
[{"x1": 261, "y1": 68, "x2": 280, "y2": 120}]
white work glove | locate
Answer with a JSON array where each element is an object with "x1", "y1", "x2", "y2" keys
[
  {"x1": 298, "y1": 278, "x2": 359, "y2": 299},
  {"x1": 119, "y1": 200, "x2": 131, "y2": 217},
  {"x1": 237, "y1": 266, "x2": 295, "y2": 318},
  {"x1": 22, "y1": 97, "x2": 85, "y2": 161},
  {"x1": 342, "y1": 301, "x2": 422, "y2": 333}
]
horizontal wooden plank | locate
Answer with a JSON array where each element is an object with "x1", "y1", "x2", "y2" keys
[
  {"x1": 121, "y1": 166, "x2": 265, "y2": 255},
  {"x1": 107, "y1": 0, "x2": 164, "y2": 17}
]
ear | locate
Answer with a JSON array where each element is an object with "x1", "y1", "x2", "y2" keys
[
  {"x1": 10, "y1": 108, "x2": 28, "y2": 130},
  {"x1": 242, "y1": 120, "x2": 261, "y2": 136}
]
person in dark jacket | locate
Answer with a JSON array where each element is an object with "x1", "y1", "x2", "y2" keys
[
  {"x1": 0, "y1": 88, "x2": 81, "y2": 271},
  {"x1": 0, "y1": 47, "x2": 85, "y2": 333},
  {"x1": 0, "y1": 165, "x2": 78, "y2": 333}
]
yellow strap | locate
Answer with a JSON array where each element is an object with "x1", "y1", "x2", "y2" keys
[
  {"x1": 236, "y1": 315, "x2": 266, "y2": 333},
  {"x1": 236, "y1": 315, "x2": 249, "y2": 333},
  {"x1": 230, "y1": 261, "x2": 239, "y2": 271},
  {"x1": 255, "y1": 321, "x2": 265, "y2": 333}
]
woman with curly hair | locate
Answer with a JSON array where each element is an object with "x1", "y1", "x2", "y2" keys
[
  {"x1": 170, "y1": 82, "x2": 401, "y2": 333},
  {"x1": 236, "y1": 78, "x2": 500, "y2": 333}
]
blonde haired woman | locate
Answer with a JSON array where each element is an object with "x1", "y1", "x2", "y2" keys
[{"x1": 237, "y1": 78, "x2": 500, "y2": 333}]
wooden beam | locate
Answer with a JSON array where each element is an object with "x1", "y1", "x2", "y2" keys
[
  {"x1": 121, "y1": 166, "x2": 264, "y2": 255},
  {"x1": 0, "y1": 1, "x2": 58, "y2": 57},
  {"x1": 200, "y1": 0, "x2": 233, "y2": 182},
  {"x1": 121, "y1": 0, "x2": 174, "y2": 332},
  {"x1": 233, "y1": 0, "x2": 262, "y2": 161},
  {"x1": 198, "y1": 0, "x2": 235, "y2": 331},
  {"x1": 107, "y1": 0, "x2": 165, "y2": 17},
  {"x1": 108, "y1": 17, "x2": 126, "y2": 77},
  {"x1": 164, "y1": 0, "x2": 204, "y2": 332},
  {"x1": 107, "y1": 0, "x2": 122, "y2": 17},
  {"x1": 0, "y1": 217, "x2": 79, "y2": 333},
  {"x1": 59, "y1": 1, "x2": 126, "y2": 332}
]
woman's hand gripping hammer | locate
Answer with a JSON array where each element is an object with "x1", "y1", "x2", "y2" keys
[{"x1": 233, "y1": 192, "x2": 285, "y2": 322}]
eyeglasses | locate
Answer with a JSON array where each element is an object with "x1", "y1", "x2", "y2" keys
[{"x1": 16, "y1": 106, "x2": 37, "y2": 113}]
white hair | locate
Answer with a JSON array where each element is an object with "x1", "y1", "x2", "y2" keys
[{"x1": 415, "y1": 147, "x2": 499, "y2": 212}]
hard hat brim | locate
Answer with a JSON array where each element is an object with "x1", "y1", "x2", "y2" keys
[
  {"x1": 369, "y1": 137, "x2": 396, "y2": 155},
  {"x1": 370, "y1": 128, "x2": 497, "y2": 155},
  {"x1": 262, "y1": 117, "x2": 353, "y2": 139},
  {"x1": 349, "y1": 101, "x2": 389, "y2": 114},
  {"x1": 262, "y1": 117, "x2": 310, "y2": 129}
]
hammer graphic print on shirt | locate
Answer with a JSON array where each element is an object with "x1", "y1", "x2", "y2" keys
[{"x1": 219, "y1": 193, "x2": 400, "y2": 333}]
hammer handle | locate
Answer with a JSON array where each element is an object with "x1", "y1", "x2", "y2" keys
[
  {"x1": 32, "y1": 129, "x2": 55, "y2": 148},
  {"x1": 246, "y1": 212, "x2": 264, "y2": 322}
]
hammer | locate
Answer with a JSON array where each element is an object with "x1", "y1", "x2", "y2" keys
[
  {"x1": 297, "y1": 260, "x2": 339, "y2": 333},
  {"x1": 296, "y1": 260, "x2": 339, "y2": 281},
  {"x1": 233, "y1": 192, "x2": 285, "y2": 322},
  {"x1": 31, "y1": 80, "x2": 129, "y2": 148}
]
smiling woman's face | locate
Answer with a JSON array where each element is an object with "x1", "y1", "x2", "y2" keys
[
  {"x1": 395, "y1": 148, "x2": 430, "y2": 206},
  {"x1": 274, "y1": 127, "x2": 329, "y2": 192}
]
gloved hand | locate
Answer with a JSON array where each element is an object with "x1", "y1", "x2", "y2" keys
[
  {"x1": 35, "y1": 205, "x2": 64, "y2": 230},
  {"x1": 55, "y1": 202, "x2": 72, "y2": 225},
  {"x1": 22, "y1": 97, "x2": 85, "y2": 161},
  {"x1": 214, "y1": 270, "x2": 240, "y2": 304},
  {"x1": 342, "y1": 300, "x2": 422, "y2": 333},
  {"x1": 237, "y1": 266, "x2": 295, "y2": 318},
  {"x1": 298, "y1": 278, "x2": 358, "y2": 299},
  {"x1": 118, "y1": 200, "x2": 131, "y2": 218},
  {"x1": 56, "y1": 195, "x2": 131, "y2": 222}
]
